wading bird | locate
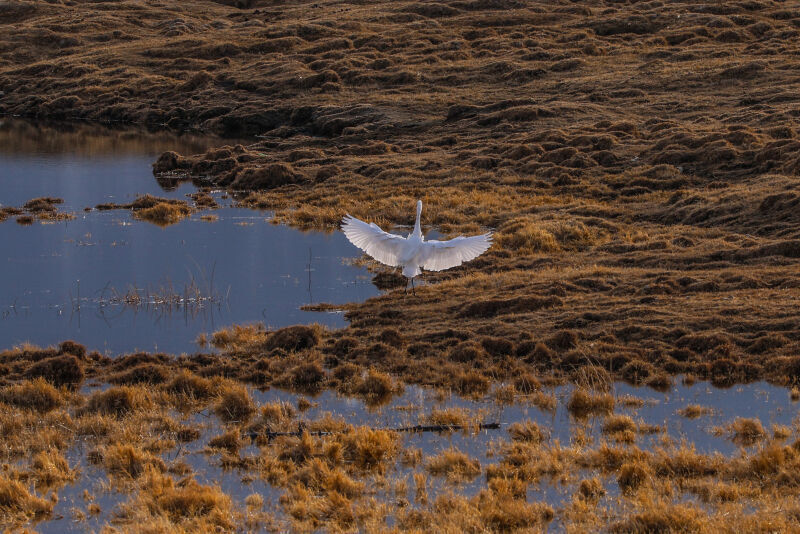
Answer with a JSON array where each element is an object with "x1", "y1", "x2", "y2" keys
[{"x1": 342, "y1": 200, "x2": 492, "y2": 294}]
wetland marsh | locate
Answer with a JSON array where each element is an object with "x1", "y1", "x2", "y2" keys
[{"x1": 2, "y1": 0, "x2": 800, "y2": 531}]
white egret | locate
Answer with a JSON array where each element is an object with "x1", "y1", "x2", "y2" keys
[{"x1": 341, "y1": 200, "x2": 492, "y2": 293}]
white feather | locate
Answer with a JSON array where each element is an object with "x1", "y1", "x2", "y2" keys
[
  {"x1": 341, "y1": 215, "x2": 406, "y2": 267},
  {"x1": 420, "y1": 234, "x2": 493, "y2": 272},
  {"x1": 341, "y1": 200, "x2": 492, "y2": 280}
]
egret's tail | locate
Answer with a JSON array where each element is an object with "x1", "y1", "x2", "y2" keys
[{"x1": 402, "y1": 264, "x2": 421, "y2": 278}]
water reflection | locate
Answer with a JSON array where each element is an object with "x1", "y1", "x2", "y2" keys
[
  {"x1": 0, "y1": 119, "x2": 379, "y2": 355},
  {"x1": 34, "y1": 379, "x2": 799, "y2": 533}
]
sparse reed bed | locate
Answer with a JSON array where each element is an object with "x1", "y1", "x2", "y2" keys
[{"x1": 2, "y1": 352, "x2": 799, "y2": 532}]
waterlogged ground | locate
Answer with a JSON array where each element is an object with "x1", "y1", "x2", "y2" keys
[
  {"x1": 8, "y1": 378, "x2": 800, "y2": 533},
  {"x1": 3, "y1": 0, "x2": 800, "y2": 530},
  {"x1": 2, "y1": 120, "x2": 800, "y2": 532},
  {"x1": 0, "y1": 120, "x2": 379, "y2": 354}
]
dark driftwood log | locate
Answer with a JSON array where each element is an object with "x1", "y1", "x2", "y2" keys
[{"x1": 249, "y1": 422, "x2": 501, "y2": 442}]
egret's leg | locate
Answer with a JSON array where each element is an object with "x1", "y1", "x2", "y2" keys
[{"x1": 411, "y1": 277, "x2": 416, "y2": 296}]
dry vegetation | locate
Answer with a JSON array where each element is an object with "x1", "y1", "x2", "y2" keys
[
  {"x1": 2, "y1": 339, "x2": 800, "y2": 531},
  {"x1": 3, "y1": 0, "x2": 800, "y2": 530},
  {"x1": 0, "y1": 196, "x2": 74, "y2": 224},
  {"x1": 2, "y1": 0, "x2": 799, "y2": 388}
]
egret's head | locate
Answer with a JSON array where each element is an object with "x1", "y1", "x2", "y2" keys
[{"x1": 417, "y1": 199, "x2": 422, "y2": 213}]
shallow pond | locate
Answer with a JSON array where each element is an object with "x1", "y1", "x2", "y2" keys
[
  {"x1": 33, "y1": 378, "x2": 799, "y2": 533},
  {"x1": 0, "y1": 119, "x2": 379, "y2": 355}
]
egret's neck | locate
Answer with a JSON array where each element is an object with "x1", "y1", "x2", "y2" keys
[{"x1": 413, "y1": 202, "x2": 422, "y2": 238}]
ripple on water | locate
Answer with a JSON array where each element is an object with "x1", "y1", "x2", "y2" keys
[{"x1": 0, "y1": 119, "x2": 380, "y2": 355}]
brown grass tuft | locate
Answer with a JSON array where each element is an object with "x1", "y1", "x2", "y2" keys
[
  {"x1": 567, "y1": 389, "x2": 614, "y2": 418},
  {"x1": 84, "y1": 385, "x2": 151, "y2": 417},
  {"x1": 213, "y1": 384, "x2": 256, "y2": 423},
  {"x1": 341, "y1": 428, "x2": 398, "y2": 473},
  {"x1": 610, "y1": 504, "x2": 703, "y2": 534},
  {"x1": 678, "y1": 404, "x2": 711, "y2": 419},
  {"x1": 577, "y1": 477, "x2": 605, "y2": 502},
  {"x1": 455, "y1": 370, "x2": 490, "y2": 397},
  {"x1": 103, "y1": 444, "x2": 166, "y2": 479},
  {"x1": 427, "y1": 448, "x2": 481, "y2": 482},
  {"x1": 132, "y1": 201, "x2": 191, "y2": 226},
  {"x1": 353, "y1": 369, "x2": 398, "y2": 404},
  {"x1": 0, "y1": 378, "x2": 62, "y2": 412},
  {"x1": 0, "y1": 474, "x2": 53, "y2": 522},
  {"x1": 208, "y1": 429, "x2": 241, "y2": 454},
  {"x1": 729, "y1": 417, "x2": 767, "y2": 446},
  {"x1": 25, "y1": 354, "x2": 84, "y2": 388},
  {"x1": 265, "y1": 325, "x2": 320, "y2": 352},
  {"x1": 602, "y1": 415, "x2": 637, "y2": 434},
  {"x1": 617, "y1": 461, "x2": 651, "y2": 493},
  {"x1": 508, "y1": 421, "x2": 547, "y2": 444},
  {"x1": 165, "y1": 370, "x2": 216, "y2": 401}
]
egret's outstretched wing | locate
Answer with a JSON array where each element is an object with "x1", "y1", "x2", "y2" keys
[
  {"x1": 420, "y1": 233, "x2": 492, "y2": 272},
  {"x1": 341, "y1": 215, "x2": 406, "y2": 267}
]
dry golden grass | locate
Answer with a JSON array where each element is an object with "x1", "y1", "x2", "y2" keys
[
  {"x1": 84, "y1": 385, "x2": 152, "y2": 417},
  {"x1": 426, "y1": 448, "x2": 482, "y2": 482},
  {"x1": 678, "y1": 404, "x2": 712, "y2": 419},
  {"x1": 729, "y1": 418, "x2": 768, "y2": 446},
  {"x1": 567, "y1": 389, "x2": 615, "y2": 419},
  {"x1": 0, "y1": 378, "x2": 62, "y2": 413},
  {"x1": 0, "y1": 474, "x2": 52, "y2": 525},
  {"x1": 132, "y1": 201, "x2": 191, "y2": 227},
  {"x1": 114, "y1": 466, "x2": 235, "y2": 531},
  {"x1": 0, "y1": 197, "x2": 74, "y2": 225},
  {"x1": 213, "y1": 383, "x2": 256, "y2": 423},
  {"x1": 102, "y1": 444, "x2": 166, "y2": 480},
  {"x1": 508, "y1": 421, "x2": 547, "y2": 444}
]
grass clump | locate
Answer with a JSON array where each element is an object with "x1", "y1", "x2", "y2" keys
[
  {"x1": 23, "y1": 197, "x2": 62, "y2": 212},
  {"x1": 424, "y1": 407, "x2": 470, "y2": 429},
  {"x1": 341, "y1": 428, "x2": 398, "y2": 473},
  {"x1": 157, "y1": 480, "x2": 233, "y2": 525},
  {"x1": 426, "y1": 448, "x2": 481, "y2": 482},
  {"x1": 567, "y1": 389, "x2": 614, "y2": 418},
  {"x1": 617, "y1": 461, "x2": 651, "y2": 493},
  {"x1": 25, "y1": 354, "x2": 84, "y2": 388},
  {"x1": 115, "y1": 467, "x2": 234, "y2": 531},
  {"x1": 210, "y1": 323, "x2": 266, "y2": 351},
  {"x1": 132, "y1": 201, "x2": 191, "y2": 226},
  {"x1": 0, "y1": 378, "x2": 62, "y2": 412},
  {"x1": 84, "y1": 385, "x2": 151, "y2": 417},
  {"x1": 265, "y1": 325, "x2": 320, "y2": 352},
  {"x1": 496, "y1": 219, "x2": 560, "y2": 254},
  {"x1": 729, "y1": 417, "x2": 767, "y2": 446},
  {"x1": 165, "y1": 370, "x2": 216, "y2": 401},
  {"x1": 678, "y1": 404, "x2": 711, "y2": 419},
  {"x1": 0, "y1": 474, "x2": 53, "y2": 523},
  {"x1": 103, "y1": 444, "x2": 166, "y2": 479},
  {"x1": 213, "y1": 384, "x2": 256, "y2": 423},
  {"x1": 508, "y1": 421, "x2": 547, "y2": 444},
  {"x1": 477, "y1": 483, "x2": 554, "y2": 531},
  {"x1": 30, "y1": 449, "x2": 76, "y2": 488},
  {"x1": 208, "y1": 429, "x2": 241, "y2": 454},
  {"x1": 353, "y1": 369, "x2": 398, "y2": 405},
  {"x1": 253, "y1": 400, "x2": 296, "y2": 431},
  {"x1": 576, "y1": 477, "x2": 605, "y2": 502},
  {"x1": 286, "y1": 362, "x2": 327, "y2": 393},
  {"x1": 455, "y1": 370, "x2": 490, "y2": 397},
  {"x1": 602, "y1": 415, "x2": 636, "y2": 434},
  {"x1": 609, "y1": 504, "x2": 703, "y2": 533}
]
